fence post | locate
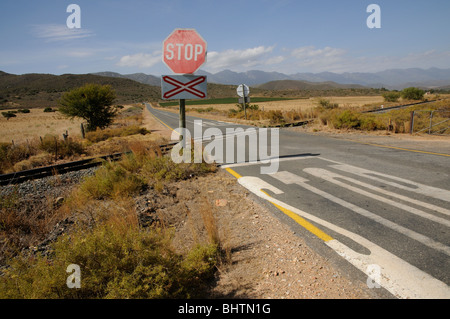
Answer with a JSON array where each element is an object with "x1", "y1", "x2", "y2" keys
[
  {"x1": 409, "y1": 111, "x2": 415, "y2": 134},
  {"x1": 54, "y1": 136, "x2": 58, "y2": 162},
  {"x1": 428, "y1": 111, "x2": 434, "y2": 135}
]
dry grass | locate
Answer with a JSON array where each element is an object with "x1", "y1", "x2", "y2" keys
[
  {"x1": 0, "y1": 105, "x2": 141, "y2": 145},
  {"x1": 178, "y1": 96, "x2": 384, "y2": 113},
  {"x1": 0, "y1": 108, "x2": 84, "y2": 144}
]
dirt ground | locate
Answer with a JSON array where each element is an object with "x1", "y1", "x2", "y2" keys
[{"x1": 142, "y1": 106, "x2": 380, "y2": 299}]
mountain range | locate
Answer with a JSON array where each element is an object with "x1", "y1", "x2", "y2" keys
[{"x1": 93, "y1": 67, "x2": 450, "y2": 90}]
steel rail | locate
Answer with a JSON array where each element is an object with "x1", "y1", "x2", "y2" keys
[{"x1": 0, "y1": 142, "x2": 177, "y2": 186}]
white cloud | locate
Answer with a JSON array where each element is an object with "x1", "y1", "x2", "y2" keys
[
  {"x1": 31, "y1": 24, "x2": 94, "y2": 42},
  {"x1": 284, "y1": 46, "x2": 450, "y2": 73},
  {"x1": 288, "y1": 46, "x2": 347, "y2": 72},
  {"x1": 205, "y1": 46, "x2": 275, "y2": 71},
  {"x1": 116, "y1": 52, "x2": 161, "y2": 68},
  {"x1": 264, "y1": 55, "x2": 286, "y2": 65}
]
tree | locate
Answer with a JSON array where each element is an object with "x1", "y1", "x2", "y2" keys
[
  {"x1": 382, "y1": 91, "x2": 400, "y2": 102},
  {"x1": 401, "y1": 87, "x2": 425, "y2": 101},
  {"x1": 59, "y1": 84, "x2": 117, "y2": 131}
]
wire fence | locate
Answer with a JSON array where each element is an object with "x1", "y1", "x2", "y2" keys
[{"x1": 410, "y1": 109, "x2": 450, "y2": 135}]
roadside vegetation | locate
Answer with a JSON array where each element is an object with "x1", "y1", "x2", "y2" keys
[
  {"x1": 1, "y1": 82, "x2": 225, "y2": 299},
  {"x1": 158, "y1": 88, "x2": 449, "y2": 134},
  {"x1": 0, "y1": 84, "x2": 152, "y2": 174},
  {"x1": 0, "y1": 143, "x2": 221, "y2": 298}
]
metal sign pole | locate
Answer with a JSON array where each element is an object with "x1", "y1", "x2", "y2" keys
[
  {"x1": 179, "y1": 98, "x2": 186, "y2": 141},
  {"x1": 241, "y1": 84, "x2": 247, "y2": 120}
]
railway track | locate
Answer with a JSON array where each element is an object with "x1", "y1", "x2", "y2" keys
[
  {"x1": 363, "y1": 99, "x2": 438, "y2": 114},
  {"x1": 0, "y1": 142, "x2": 177, "y2": 186}
]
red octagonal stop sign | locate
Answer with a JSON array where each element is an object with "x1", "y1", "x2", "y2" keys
[{"x1": 162, "y1": 29, "x2": 207, "y2": 74}]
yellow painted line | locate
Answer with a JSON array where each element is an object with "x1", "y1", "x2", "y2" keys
[
  {"x1": 146, "y1": 103, "x2": 178, "y2": 133},
  {"x1": 225, "y1": 167, "x2": 242, "y2": 179},
  {"x1": 225, "y1": 167, "x2": 333, "y2": 242},
  {"x1": 260, "y1": 190, "x2": 334, "y2": 242}
]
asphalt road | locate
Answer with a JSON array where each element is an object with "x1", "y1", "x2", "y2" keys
[{"x1": 146, "y1": 103, "x2": 450, "y2": 299}]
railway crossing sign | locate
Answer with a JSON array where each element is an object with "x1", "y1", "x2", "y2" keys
[
  {"x1": 161, "y1": 28, "x2": 208, "y2": 142},
  {"x1": 162, "y1": 28, "x2": 207, "y2": 74},
  {"x1": 161, "y1": 75, "x2": 207, "y2": 100}
]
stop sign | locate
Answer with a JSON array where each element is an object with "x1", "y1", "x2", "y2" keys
[{"x1": 162, "y1": 29, "x2": 207, "y2": 74}]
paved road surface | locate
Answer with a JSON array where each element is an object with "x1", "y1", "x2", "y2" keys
[{"x1": 146, "y1": 103, "x2": 450, "y2": 299}]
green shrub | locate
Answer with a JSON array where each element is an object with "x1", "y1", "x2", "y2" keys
[
  {"x1": 78, "y1": 159, "x2": 146, "y2": 200},
  {"x1": 43, "y1": 107, "x2": 55, "y2": 112},
  {"x1": 77, "y1": 149, "x2": 215, "y2": 201},
  {"x1": 2, "y1": 111, "x2": 16, "y2": 120},
  {"x1": 401, "y1": 87, "x2": 425, "y2": 100},
  {"x1": 382, "y1": 91, "x2": 401, "y2": 102},
  {"x1": 0, "y1": 224, "x2": 219, "y2": 299},
  {"x1": 359, "y1": 114, "x2": 386, "y2": 131},
  {"x1": 331, "y1": 110, "x2": 360, "y2": 129}
]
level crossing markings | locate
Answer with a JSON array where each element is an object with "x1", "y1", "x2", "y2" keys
[
  {"x1": 232, "y1": 171, "x2": 450, "y2": 299},
  {"x1": 272, "y1": 169, "x2": 450, "y2": 257},
  {"x1": 224, "y1": 156, "x2": 450, "y2": 298}
]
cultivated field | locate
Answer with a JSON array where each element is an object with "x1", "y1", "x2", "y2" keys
[{"x1": 173, "y1": 95, "x2": 385, "y2": 112}]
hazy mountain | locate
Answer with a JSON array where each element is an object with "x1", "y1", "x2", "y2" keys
[
  {"x1": 100, "y1": 68, "x2": 450, "y2": 89},
  {"x1": 92, "y1": 71, "x2": 160, "y2": 86},
  {"x1": 256, "y1": 80, "x2": 366, "y2": 91},
  {"x1": 207, "y1": 68, "x2": 450, "y2": 89}
]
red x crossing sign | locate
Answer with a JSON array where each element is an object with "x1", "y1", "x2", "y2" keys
[{"x1": 161, "y1": 75, "x2": 207, "y2": 100}]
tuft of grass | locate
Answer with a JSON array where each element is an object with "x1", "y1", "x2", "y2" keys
[
  {"x1": 0, "y1": 135, "x2": 85, "y2": 173},
  {"x1": 85, "y1": 125, "x2": 150, "y2": 143},
  {"x1": 77, "y1": 158, "x2": 146, "y2": 201},
  {"x1": 74, "y1": 141, "x2": 216, "y2": 203},
  {"x1": 0, "y1": 221, "x2": 219, "y2": 299},
  {"x1": 40, "y1": 134, "x2": 85, "y2": 159}
]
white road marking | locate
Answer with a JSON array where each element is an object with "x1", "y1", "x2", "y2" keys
[
  {"x1": 272, "y1": 170, "x2": 450, "y2": 256},
  {"x1": 303, "y1": 167, "x2": 450, "y2": 226},
  {"x1": 330, "y1": 163, "x2": 450, "y2": 202},
  {"x1": 222, "y1": 154, "x2": 317, "y2": 168},
  {"x1": 237, "y1": 175, "x2": 450, "y2": 299},
  {"x1": 327, "y1": 165, "x2": 450, "y2": 217}
]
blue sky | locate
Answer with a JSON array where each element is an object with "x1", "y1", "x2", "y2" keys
[{"x1": 1, "y1": 0, "x2": 449, "y2": 75}]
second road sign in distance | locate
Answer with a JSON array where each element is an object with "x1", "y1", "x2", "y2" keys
[{"x1": 237, "y1": 84, "x2": 250, "y2": 98}]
